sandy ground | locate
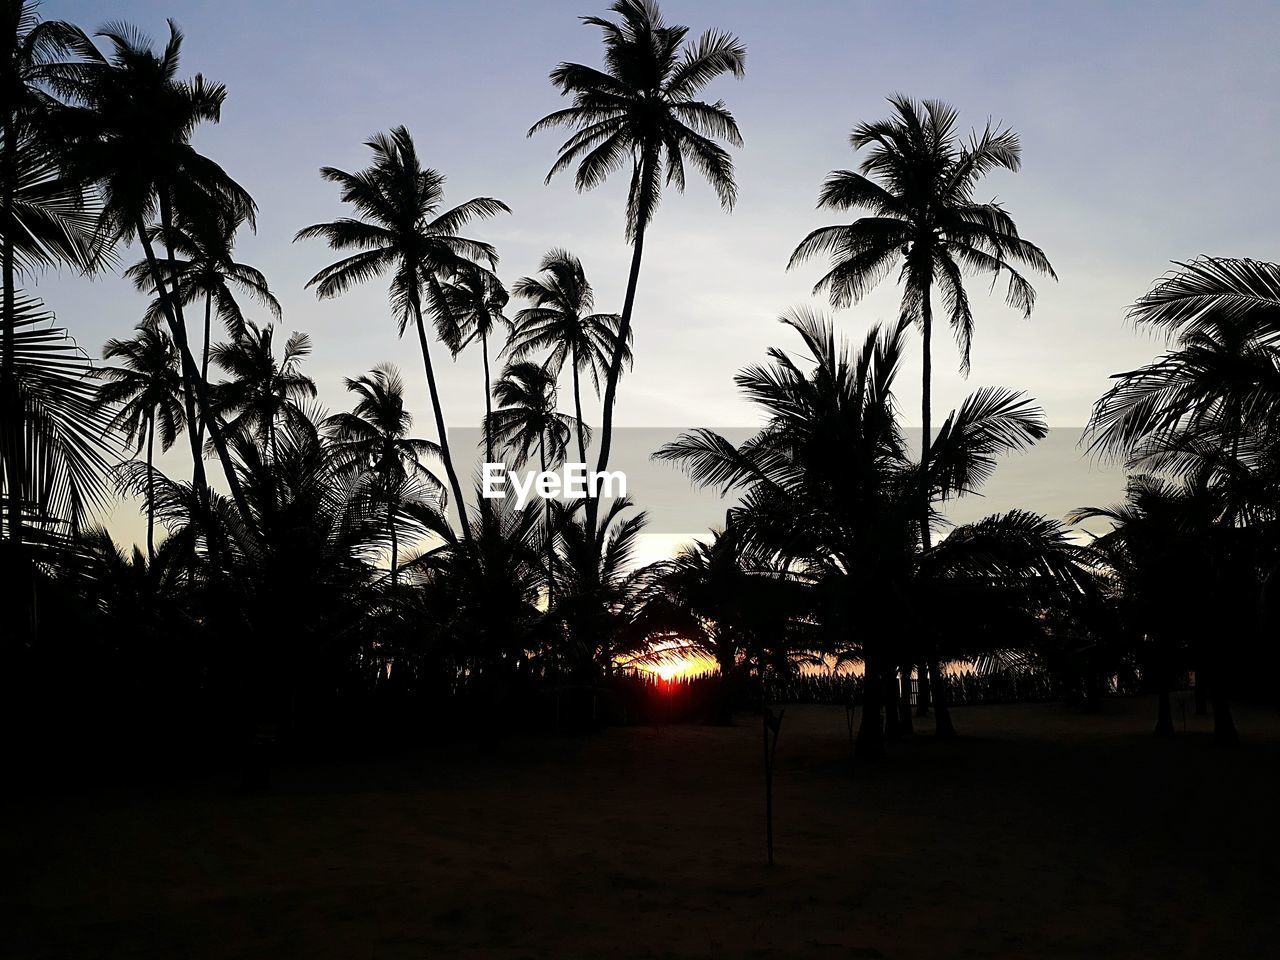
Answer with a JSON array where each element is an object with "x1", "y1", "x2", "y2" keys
[{"x1": 4, "y1": 695, "x2": 1279, "y2": 959}]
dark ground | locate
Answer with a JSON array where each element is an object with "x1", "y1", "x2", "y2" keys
[{"x1": 4, "y1": 695, "x2": 1278, "y2": 959}]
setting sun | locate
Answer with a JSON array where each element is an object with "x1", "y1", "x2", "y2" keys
[{"x1": 641, "y1": 653, "x2": 716, "y2": 682}]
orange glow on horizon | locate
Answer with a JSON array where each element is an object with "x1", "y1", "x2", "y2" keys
[{"x1": 638, "y1": 653, "x2": 717, "y2": 682}]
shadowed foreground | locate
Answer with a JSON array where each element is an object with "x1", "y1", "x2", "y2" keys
[{"x1": 4, "y1": 697, "x2": 1278, "y2": 959}]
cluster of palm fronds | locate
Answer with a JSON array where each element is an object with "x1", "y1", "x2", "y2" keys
[
  {"x1": 5, "y1": 2, "x2": 1279, "y2": 771},
  {"x1": 1075, "y1": 256, "x2": 1280, "y2": 742}
]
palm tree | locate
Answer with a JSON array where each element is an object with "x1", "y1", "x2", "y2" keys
[
  {"x1": 295, "y1": 125, "x2": 509, "y2": 535},
  {"x1": 657, "y1": 309, "x2": 1053, "y2": 756},
  {"x1": 1087, "y1": 257, "x2": 1280, "y2": 465},
  {"x1": 508, "y1": 248, "x2": 627, "y2": 466},
  {"x1": 490, "y1": 360, "x2": 578, "y2": 599},
  {"x1": 0, "y1": 289, "x2": 114, "y2": 546},
  {"x1": 1080, "y1": 258, "x2": 1280, "y2": 743},
  {"x1": 1070, "y1": 475, "x2": 1247, "y2": 742},
  {"x1": 123, "y1": 207, "x2": 279, "y2": 444},
  {"x1": 98, "y1": 322, "x2": 185, "y2": 561},
  {"x1": 530, "y1": 0, "x2": 745, "y2": 485},
  {"x1": 548, "y1": 495, "x2": 648, "y2": 688},
  {"x1": 324, "y1": 363, "x2": 441, "y2": 586},
  {"x1": 119, "y1": 409, "x2": 399, "y2": 777},
  {"x1": 404, "y1": 492, "x2": 547, "y2": 698},
  {"x1": 208, "y1": 321, "x2": 316, "y2": 460},
  {"x1": 788, "y1": 96, "x2": 1055, "y2": 555},
  {"x1": 490, "y1": 361, "x2": 576, "y2": 474},
  {"x1": 434, "y1": 261, "x2": 509, "y2": 463},
  {"x1": 630, "y1": 520, "x2": 806, "y2": 719},
  {"x1": 2, "y1": 1, "x2": 100, "y2": 544},
  {"x1": 63, "y1": 18, "x2": 256, "y2": 517}
]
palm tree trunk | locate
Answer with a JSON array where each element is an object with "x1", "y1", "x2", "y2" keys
[
  {"x1": 136, "y1": 220, "x2": 209, "y2": 505},
  {"x1": 146, "y1": 412, "x2": 156, "y2": 564},
  {"x1": 571, "y1": 341, "x2": 588, "y2": 467},
  {"x1": 593, "y1": 158, "x2": 654, "y2": 492},
  {"x1": 2, "y1": 107, "x2": 23, "y2": 545},
  {"x1": 411, "y1": 297, "x2": 469, "y2": 537},
  {"x1": 916, "y1": 659, "x2": 932, "y2": 716},
  {"x1": 481, "y1": 331, "x2": 494, "y2": 464},
  {"x1": 268, "y1": 414, "x2": 280, "y2": 477},
  {"x1": 929, "y1": 655, "x2": 956, "y2": 738},
  {"x1": 143, "y1": 199, "x2": 250, "y2": 519},
  {"x1": 855, "y1": 653, "x2": 885, "y2": 761},
  {"x1": 899, "y1": 663, "x2": 914, "y2": 734},
  {"x1": 539, "y1": 431, "x2": 554, "y2": 607},
  {"x1": 920, "y1": 288, "x2": 933, "y2": 550},
  {"x1": 196, "y1": 289, "x2": 213, "y2": 447},
  {"x1": 918, "y1": 288, "x2": 955, "y2": 739},
  {"x1": 388, "y1": 496, "x2": 398, "y2": 588}
]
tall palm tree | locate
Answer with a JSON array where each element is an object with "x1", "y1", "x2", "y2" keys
[
  {"x1": 324, "y1": 364, "x2": 441, "y2": 586},
  {"x1": 508, "y1": 248, "x2": 627, "y2": 466},
  {"x1": 434, "y1": 261, "x2": 509, "y2": 463},
  {"x1": 490, "y1": 360, "x2": 578, "y2": 598},
  {"x1": 295, "y1": 125, "x2": 509, "y2": 535},
  {"x1": 208, "y1": 321, "x2": 316, "y2": 459},
  {"x1": 124, "y1": 207, "x2": 279, "y2": 444},
  {"x1": 788, "y1": 96, "x2": 1055, "y2": 555},
  {"x1": 98, "y1": 322, "x2": 185, "y2": 561},
  {"x1": 63, "y1": 18, "x2": 256, "y2": 517},
  {"x1": 530, "y1": 0, "x2": 745, "y2": 485},
  {"x1": 2, "y1": 1, "x2": 100, "y2": 544}
]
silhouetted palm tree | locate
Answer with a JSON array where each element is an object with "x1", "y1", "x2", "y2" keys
[
  {"x1": 490, "y1": 360, "x2": 578, "y2": 598},
  {"x1": 530, "y1": 0, "x2": 745, "y2": 484},
  {"x1": 124, "y1": 207, "x2": 279, "y2": 443},
  {"x1": 490, "y1": 360, "x2": 576, "y2": 474},
  {"x1": 630, "y1": 520, "x2": 807, "y2": 718},
  {"x1": 435, "y1": 262, "x2": 509, "y2": 463},
  {"x1": 1087, "y1": 257, "x2": 1280, "y2": 466},
  {"x1": 549, "y1": 496, "x2": 647, "y2": 682},
  {"x1": 98, "y1": 322, "x2": 185, "y2": 561},
  {"x1": 77, "y1": 524, "x2": 190, "y2": 626},
  {"x1": 209, "y1": 321, "x2": 316, "y2": 460},
  {"x1": 64, "y1": 18, "x2": 256, "y2": 516},
  {"x1": 404, "y1": 492, "x2": 547, "y2": 695},
  {"x1": 2, "y1": 1, "x2": 100, "y2": 544},
  {"x1": 0, "y1": 290, "x2": 113, "y2": 546},
  {"x1": 120, "y1": 409, "x2": 398, "y2": 774},
  {"x1": 1071, "y1": 475, "x2": 1247, "y2": 742},
  {"x1": 1080, "y1": 258, "x2": 1280, "y2": 743},
  {"x1": 658, "y1": 309, "x2": 1053, "y2": 755},
  {"x1": 508, "y1": 249, "x2": 625, "y2": 465},
  {"x1": 788, "y1": 95, "x2": 1055, "y2": 554},
  {"x1": 296, "y1": 125, "x2": 509, "y2": 535},
  {"x1": 325, "y1": 364, "x2": 441, "y2": 586}
]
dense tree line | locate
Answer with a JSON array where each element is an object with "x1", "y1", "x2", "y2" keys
[{"x1": 2, "y1": 1, "x2": 1276, "y2": 775}]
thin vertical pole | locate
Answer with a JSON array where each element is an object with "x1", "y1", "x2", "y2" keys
[{"x1": 762, "y1": 706, "x2": 785, "y2": 866}]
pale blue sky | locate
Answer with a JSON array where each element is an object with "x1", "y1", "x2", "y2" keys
[{"x1": 33, "y1": 0, "x2": 1280, "y2": 557}]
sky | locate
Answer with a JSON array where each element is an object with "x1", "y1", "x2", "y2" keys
[{"x1": 34, "y1": 0, "x2": 1280, "y2": 562}]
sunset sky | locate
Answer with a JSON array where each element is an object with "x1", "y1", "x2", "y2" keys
[{"x1": 36, "y1": 0, "x2": 1280, "y2": 561}]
